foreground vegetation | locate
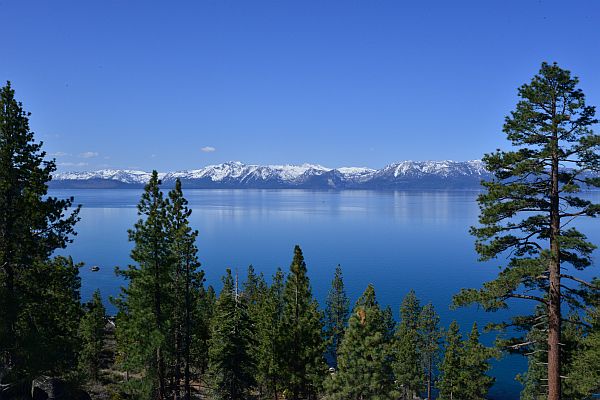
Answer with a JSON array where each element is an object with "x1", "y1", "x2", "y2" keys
[{"x1": 1, "y1": 62, "x2": 599, "y2": 400}]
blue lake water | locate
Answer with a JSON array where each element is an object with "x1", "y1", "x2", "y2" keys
[{"x1": 51, "y1": 189, "x2": 600, "y2": 400}]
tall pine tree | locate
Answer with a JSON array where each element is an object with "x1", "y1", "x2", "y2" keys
[
  {"x1": 114, "y1": 171, "x2": 175, "y2": 399},
  {"x1": 326, "y1": 284, "x2": 395, "y2": 400},
  {"x1": 418, "y1": 303, "x2": 442, "y2": 400},
  {"x1": 280, "y1": 246, "x2": 326, "y2": 400},
  {"x1": 167, "y1": 179, "x2": 205, "y2": 400},
  {"x1": 0, "y1": 81, "x2": 80, "y2": 382},
  {"x1": 392, "y1": 290, "x2": 424, "y2": 399},
  {"x1": 458, "y1": 323, "x2": 495, "y2": 400},
  {"x1": 78, "y1": 290, "x2": 106, "y2": 382},
  {"x1": 254, "y1": 268, "x2": 286, "y2": 399},
  {"x1": 453, "y1": 62, "x2": 600, "y2": 400},
  {"x1": 324, "y1": 265, "x2": 350, "y2": 368},
  {"x1": 438, "y1": 321, "x2": 462, "y2": 400},
  {"x1": 208, "y1": 269, "x2": 256, "y2": 400}
]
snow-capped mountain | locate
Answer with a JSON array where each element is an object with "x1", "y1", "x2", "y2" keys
[{"x1": 50, "y1": 160, "x2": 491, "y2": 189}]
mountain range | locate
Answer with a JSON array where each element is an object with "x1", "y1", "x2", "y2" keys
[{"x1": 49, "y1": 160, "x2": 492, "y2": 189}]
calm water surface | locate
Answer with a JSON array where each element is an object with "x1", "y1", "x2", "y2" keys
[{"x1": 51, "y1": 189, "x2": 600, "y2": 400}]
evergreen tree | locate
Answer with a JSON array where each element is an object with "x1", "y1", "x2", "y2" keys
[
  {"x1": 208, "y1": 269, "x2": 256, "y2": 400},
  {"x1": 194, "y1": 285, "x2": 216, "y2": 376},
  {"x1": 17, "y1": 256, "x2": 82, "y2": 378},
  {"x1": 78, "y1": 290, "x2": 106, "y2": 381},
  {"x1": 326, "y1": 284, "x2": 395, "y2": 400},
  {"x1": 517, "y1": 309, "x2": 585, "y2": 400},
  {"x1": 458, "y1": 323, "x2": 495, "y2": 400},
  {"x1": 167, "y1": 179, "x2": 204, "y2": 400},
  {"x1": 242, "y1": 265, "x2": 271, "y2": 397},
  {"x1": 392, "y1": 290, "x2": 423, "y2": 398},
  {"x1": 324, "y1": 265, "x2": 350, "y2": 368},
  {"x1": 453, "y1": 62, "x2": 600, "y2": 400},
  {"x1": 438, "y1": 321, "x2": 462, "y2": 400},
  {"x1": 280, "y1": 246, "x2": 326, "y2": 400},
  {"x1": 114, "y1": 171, "x2": 175, "y2": 399},
  {"x1": 254, "y1": 268, "x2": 286, "y2": 399},
  {"x1": 571, "y1": 307, "x2": 600, "y2": 398},
  {"x1": 418, "y1": 303, "x2": 442, "y2": 400},
  {"x1": 0, "y1": 81, "x2": 80, "y2": 381}
]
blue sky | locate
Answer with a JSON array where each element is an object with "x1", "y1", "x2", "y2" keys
[{"x1": 1, "y1": 0, "x2": 599, "y2": 171}]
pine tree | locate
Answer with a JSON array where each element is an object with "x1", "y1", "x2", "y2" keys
[
  {"x1": 114, "y1": 171, "x2": 175, "y2": 399},
  {"x1": 453, "y1": 62, "x2": 600, "y2": 400},
  {"x1": 17, "y1": 256, "x2": 82, "y2": 378},
  {"x1": 208, "y1": 269, "x2": 256, "y2": 400},
  {"x1": 255, "y1": 268, "x2": 286, "y2": 399},
  {"x1": 324, "y1": 265, "x2": 350, "y2": 368},
  {"x1": 418, "y1": 303, "x2": 442, "y2": 400},
  {"x1": 438, "y1": 321, "x2": 462, "y2": 400},
  {"x1": 280, "y1": 245, "x2": 326, "y2": 400},
  {"x1": 0, "y1": 81, "x2": 80, "y2": 381},
  {"x1": 194, "y1": 285, "x2": 216, "y2": 376},
  {"x1": 571, "y1": 306, "x2": 600, "y2": 398},
  {"x1": 78, "y1": 290, "x2": 106, "y2": 381},
  {"x1": 326, "y1": 284, "x2": 395, "y2": 400},
  {"x1": 458, "y1": 323, "x2": 495, "y2": 400},
  {"x1": 167, "y1": 179, "x2": 205, "y2": 400},
  {"x1": 392, "y1": 290, "x2": 424, "y2": 399}
]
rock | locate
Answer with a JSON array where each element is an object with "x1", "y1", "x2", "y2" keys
[{"x1": 31, "y1": 376, "x2": 65, "y2": 400}]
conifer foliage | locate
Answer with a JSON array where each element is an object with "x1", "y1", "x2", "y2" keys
[
  {"x1": 326, "y1": 284, "x2": 395, "y2": 400},
  {"x1": 280, "y1": 246, "x2": 326, "y2": 400},
  {"x1": 78, "y1": 290, "x2": 106, "y2": 381},
  {"x1": 324, "y1": 265, "x2": 350, "y2": 367},
  {"x1": 453, "y1": 62, "x2": 600, "y2": 400},
  {"x1": 392, "y1": 290, "x2": 424, "y2": 398},
  {"x1": 208, "y1": 269, "x2": 256, "y2": 400},
  {"x1": 0, "y1": 81, "x2": 81, "y2": 382},
  {"x1": 114, "y1": 174, "x2": 205, "y2": 399}
]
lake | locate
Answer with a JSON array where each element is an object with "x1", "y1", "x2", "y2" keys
[{"x1": 51, "y1": 189, "x2": 600, "y2": 400}]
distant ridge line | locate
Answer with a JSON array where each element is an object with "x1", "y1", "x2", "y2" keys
[{"x1": 50, "y1": 160, "x2": 493, "y2": 189}]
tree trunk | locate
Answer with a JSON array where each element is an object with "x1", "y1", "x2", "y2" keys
[
  {"x1": 427, "y1": 357, "x2": 432, "y2": 400},
  {"x1": 548, "y1": 99, "x2": 562, "y2": 400}
]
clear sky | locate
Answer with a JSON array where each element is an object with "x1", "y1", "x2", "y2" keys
[{"x1": 1, "y1": 0, "x2": 599, "y2": 171}]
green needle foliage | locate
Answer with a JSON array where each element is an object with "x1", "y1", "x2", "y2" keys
[
  {"x1": 392, "y1": 290, "x2": 424, "y2": 399},
  {"x1": 418, "y1": 303, "x2": 442, "y2": 400},
  {"x1": 453, "y1": 62, "x2": 600, "y2": 400},
  {"x1": 0, "y1": 81, "x2": 81, "y2": 382},
  {"x1": 438, "y1": 321, "x2": 462, "y2": 400},
  {"x1": 167, "y1": 179, "x2": 205, "y2": 399},
  {"x1": 571, "y1": 307, "x2": 600, "y2": 397},
  {"x1": 439, "y1": 322, "x2": 495, "y2": 400},
  {"x1": 208, "y1": 269, "x2": 256, "y2": 400},
  {"x1": 280, "y1": 245, "x2": 326, "y2": 400},
  {"x1": 324, "y1": 265, "x2": 350, "y2": 368},
  {"x1": 114, "y1": 171, "x2": 176, "y2": 399},
  {"x1": 254, "y1": 268, "x2": 286, "y2": 399},
  {"x1": 459, "y1": 323, "x2": 496, "y2": 400},
  {"x1": 325, "y1": 284, "x2": 395, "y2": 400},
  {"x1": 78, "y1": 290, "x2": 106, "y2": 382}
]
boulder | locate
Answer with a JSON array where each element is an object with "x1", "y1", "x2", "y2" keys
[{"x1": 31, "y1": 376, "x2": 65, "y2": 400}]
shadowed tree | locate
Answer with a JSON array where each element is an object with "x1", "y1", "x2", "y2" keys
[
  {"x1": 78, "y1": 290, "x2": 106, "y2": 381},
  {"x1": 453, "y1": 62, "x2": 600, "y2": 400},
  {"x1": 392, "y1": 290, "x2": 424, "y2": 399},
  {"x1": 208, "y1": 269, "x2": 256, "y2": 400},
  {"x1": 324, "y1": 265, "x2": 350, "y2": 368},
  {"x1": 0, "y1": 81, "x2": 80, "y2": 381}
]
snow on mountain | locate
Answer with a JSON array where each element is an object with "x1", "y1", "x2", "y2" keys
[
  {"x1": 51, "y1": 161, "x2": 491, "y2": 189},
  {"x1": 53, "y1": 169, "x2": 166, "y2": 184}
]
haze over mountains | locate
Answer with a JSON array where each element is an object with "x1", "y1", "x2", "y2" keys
[{"x1": 50, "y1": 160, "x2": 492, "y2": 189}]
